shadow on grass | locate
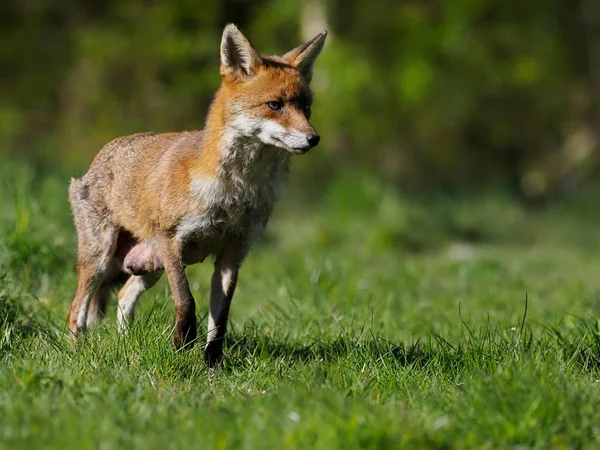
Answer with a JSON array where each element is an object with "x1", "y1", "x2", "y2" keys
[{"x1": 224, "y1": 327, "x2": 432, "y2": 367}]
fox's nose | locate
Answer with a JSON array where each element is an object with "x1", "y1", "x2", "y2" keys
[{"x1": 307, "y1": 134, "x2": 321, "y2": 148}]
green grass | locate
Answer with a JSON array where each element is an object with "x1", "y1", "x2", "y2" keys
[{"x1": 3, "y1": 165, "x2": 600, "y2": 448}]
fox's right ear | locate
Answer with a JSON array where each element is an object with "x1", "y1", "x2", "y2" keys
[
  {"x1": 220, "y1": 24, "x2": 261, "y2": 80},
  {"x1": 284, "y1": 31, "x2": 328, "y2": 82}
]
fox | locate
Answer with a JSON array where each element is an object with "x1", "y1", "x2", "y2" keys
[{"x1": 67, "y1": 24, "x2": 327, "y2": 366}]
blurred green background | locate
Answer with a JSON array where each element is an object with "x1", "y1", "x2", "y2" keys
[{"x1": 2, "y1": 0, "x2": 599, "y2": 201}]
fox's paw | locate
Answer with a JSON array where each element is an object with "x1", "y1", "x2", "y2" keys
[
  {"x1": 204, "y1": 340, "x2": 224, "y2": 368},
  {"x1": 173, "y1": 317, "x2": 197, "y2": 351}
]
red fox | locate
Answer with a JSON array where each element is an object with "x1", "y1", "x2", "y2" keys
[{"x1": 68, "y1": 24, "x2": 327, "y2": 366}]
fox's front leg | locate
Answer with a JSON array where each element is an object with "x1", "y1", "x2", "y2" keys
[
  {"x1": 156, "y1": 232, "x2": 197, "y2": 349},
  {"x1": 205, "y1": 238, "x2": 243, "y2": 367}
]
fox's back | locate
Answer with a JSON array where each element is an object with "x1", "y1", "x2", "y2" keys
[{"x1": 71, "y1": 131, "x2": 205, "y2": 238}]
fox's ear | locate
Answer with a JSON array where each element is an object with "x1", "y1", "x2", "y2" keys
[
  {"x1": 220, "y1": 24, "x2": 261, "y2": 80},
  {"x1": 284, "y1": 31, "x2": 328, "y2": 81}
]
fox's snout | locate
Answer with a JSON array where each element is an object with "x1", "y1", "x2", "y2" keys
[
  {"x1": 292, "y1": 132, "x2": 320, "y2": 154},
  {"x1": 269, "y1": 126, "x2": 321, "y2": 154},
  {"x1": 239, "y1": 114, "x2": 321, "y2": 154}
]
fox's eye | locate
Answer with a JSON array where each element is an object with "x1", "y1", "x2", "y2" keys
[
  {"x1": 304, "y1": 104, "x2": 312, "y2": 116},
  {"x1": 266, "y1": 101, "x2": 283, "y2": 111}
]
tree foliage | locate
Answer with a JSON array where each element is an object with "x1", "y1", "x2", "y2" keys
[{"x1": 0, "y1": 0, "x2": 598, "y2": 199}]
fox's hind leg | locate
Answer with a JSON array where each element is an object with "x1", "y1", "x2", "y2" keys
[
  {"x1": 86, "y1": 272, "x2": 129, "y2": 329},
  {"x1": 68, "y1": 177, "x2": 119, "y2": 338},
  {"x1": 85, "y1": 283, "x2": 110, "y2": 329},
  {"x1": 68, "y1": 228, "x2": 118, "y2": 338},
  {"x1": 117, "y1": 272, "x2": 162, "y2": 331},
  {"x1": 116, "y1": 239, "x2": 163, "y2": 330}
]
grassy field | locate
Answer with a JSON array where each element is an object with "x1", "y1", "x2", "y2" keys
[{"x1": 3, "y1": 164, "x2": 600, "y2": 449}]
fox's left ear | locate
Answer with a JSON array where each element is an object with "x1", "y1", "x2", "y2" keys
[
  {"x1": 220, "y1": 24, "x2": 262, "y2": 80},
  {"x1": 284, "y1": 31, "x2": 328, "y2": 81}
]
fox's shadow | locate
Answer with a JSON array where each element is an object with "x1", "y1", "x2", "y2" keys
[{"x1": 219, "y1": 326, "x2": 433, "y2": 371}]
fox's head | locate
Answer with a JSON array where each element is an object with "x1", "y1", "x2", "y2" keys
[{"x1": 217, "y1": 24, "x2": 327, "y2": 154}]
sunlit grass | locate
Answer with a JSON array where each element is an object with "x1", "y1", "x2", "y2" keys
[{"x1": 3, "y1": 165, "x2": 600, "y2": 448}]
